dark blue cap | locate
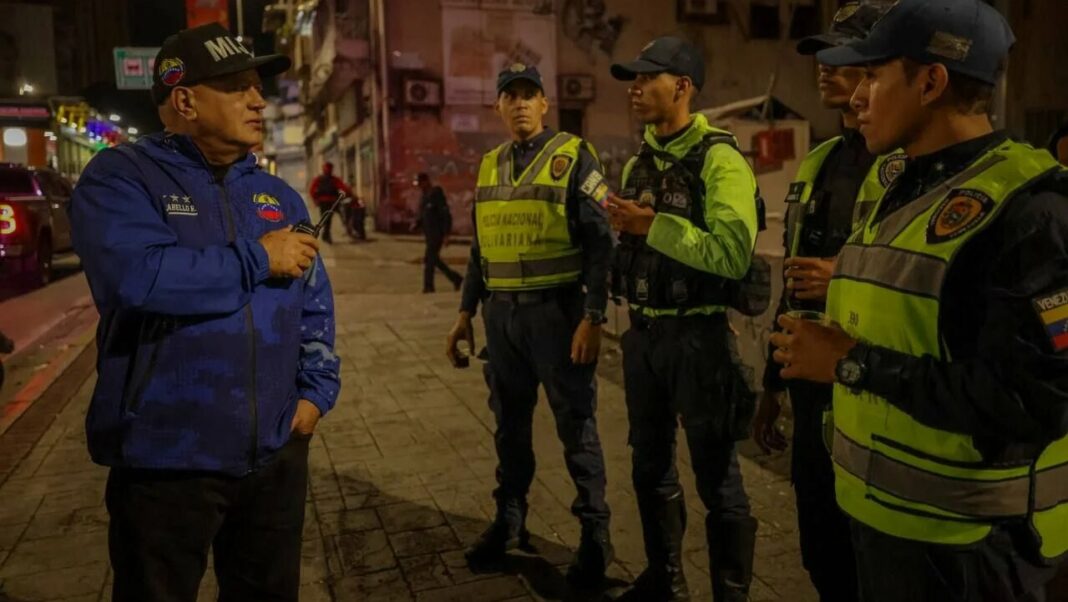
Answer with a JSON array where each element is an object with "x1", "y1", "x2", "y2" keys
[
  {"x1": 816, "y1": 0, "x2": 1014, "y2": 85},
  {"x1": 496, "y1": 63, "x2": 544, "y2": 95},
  {"x1": 610, "y1": 36, "x2": 705, "y2": 91},
  {"x1": 796, "y1": 1, "x2": 893, "y2": 56}
]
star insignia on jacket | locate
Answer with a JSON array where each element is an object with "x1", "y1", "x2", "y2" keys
[
  {"x1": 510, "y1": 62, "x2": 526, "y2": 73},
  {"x1": 169, "y1": 194, "x2": 180, "y2": 202}
]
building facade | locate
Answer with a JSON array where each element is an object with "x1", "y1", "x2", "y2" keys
[{"x1": 271, "y1": 0, "x2": 1068, "y2": 236}]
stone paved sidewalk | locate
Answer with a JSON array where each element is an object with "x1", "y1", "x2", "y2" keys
[{"x1": 0, "y1": 235, "x2": 815, "y2": 601}]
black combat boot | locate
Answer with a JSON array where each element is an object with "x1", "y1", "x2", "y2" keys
[
  {"x1": 617, "y1": 492, "x2": 690, "y2": 601},
  {"x1": 464, "y1": 498, "x2": 530, "y2": 571},
  {"x1": 708, "y1": 515, "x2": 757, "y2": 602},
  {"x1": 567, "y1": 521, "x2": 615, "y2": 587}
]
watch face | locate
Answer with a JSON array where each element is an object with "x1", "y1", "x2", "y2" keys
[{"x1": 838, "y1": 359, "x2": 863, "y2": 385}]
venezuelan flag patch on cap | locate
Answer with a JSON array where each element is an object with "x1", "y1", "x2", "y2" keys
[{"x1": 1033, "y1": 287, "x2": 1068, "y2": 352}]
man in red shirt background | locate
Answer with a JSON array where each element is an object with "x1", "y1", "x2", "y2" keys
[{"x1": 308, "y1": 162, "x2": 353, "y2": 244}]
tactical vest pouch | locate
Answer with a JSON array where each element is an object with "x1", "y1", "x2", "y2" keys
[
  {"x1": 727, "y1": 253, "x2": 772, "y2": 317},
  {"x1": 618, "y1": 135, "x2": 772, "y2": 315}
]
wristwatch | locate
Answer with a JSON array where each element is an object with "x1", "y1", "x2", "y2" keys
[
  {"x1": 584, "y1": 309, "x2": 608, "y2": 325},
  {"x1": 835, "y1": 343, "x2": 870, "y2": 389}
]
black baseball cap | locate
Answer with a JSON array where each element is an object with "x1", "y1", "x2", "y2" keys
[
  {"x1": 611, "y1": 36, "x2": 705, "y2": 91},
  {"x1": 496, "y1": 63, "x2": 544, "y2": 95},
  {"x1": 816, "y1": 0, "x2": 1014, "y2": 85},
  {"x1": 152, "y1": 22, "x2": 292, "y2": 104},
  {"x1": 796, "y1": 2, "x2": 892, "y2": 55}
]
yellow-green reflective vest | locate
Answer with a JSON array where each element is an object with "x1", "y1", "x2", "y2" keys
[
  {"x1": 826, "y1": 139, "x2": 1068, "y2": 560},
  {"x1": 475, "y1": 132, "x2": 584, "y2": 291},
  {"x1": 785, "y1": 136, "x2": 907, "y2": 257}
]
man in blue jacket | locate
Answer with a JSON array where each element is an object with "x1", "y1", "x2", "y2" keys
[{"x1": 70, "y1": 23, "x2": 340, "y2": 601}]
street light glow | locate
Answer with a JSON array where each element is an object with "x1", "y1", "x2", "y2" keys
[
  {"x1": 17, "y1": 82, "x2": 33, "y2": 96},
  {"x1": 128, "y1": 127, "x2": 139, "y2": 135},
  {"x1": 109, "y1": 114, "x2": 122, "y2": 122}
]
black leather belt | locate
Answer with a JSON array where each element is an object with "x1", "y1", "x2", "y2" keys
[{"x1": 489, "y1": 286, "x2": 577, "y2": 306}]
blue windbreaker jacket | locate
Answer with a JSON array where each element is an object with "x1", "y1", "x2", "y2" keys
[{"x1": 71, "y1": 133, "x2": 340, "y2": 476}]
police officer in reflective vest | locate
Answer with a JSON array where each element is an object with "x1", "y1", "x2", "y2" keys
[
  {"x1": 751, "y1": 4, "x2": 897, "y2": 601},
  {"x1": 445, "y1": 64, "x2": 615, "y2": 586},
  {"x1": 607, "y1": 37, "x2": 760, "y2": 601},
  {"x1": 771, "y1": 1, "x2": 1068, "y2": 600}
]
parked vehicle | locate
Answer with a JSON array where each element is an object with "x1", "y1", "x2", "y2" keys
[{"x1": 0, "y1": 165, "x2": 74, "y2": 288}]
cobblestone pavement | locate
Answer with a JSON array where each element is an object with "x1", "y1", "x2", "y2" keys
[{"x1": 0, "y1": 234, "x2": 815, "y2": 601}]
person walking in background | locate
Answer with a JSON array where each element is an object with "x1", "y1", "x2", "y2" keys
[
  {"x1": 415, "y1": 172, "x2": 463, "y2": 293},
  {"x1": 309, "y1": 161, "x2": 352, "y2": 244}
]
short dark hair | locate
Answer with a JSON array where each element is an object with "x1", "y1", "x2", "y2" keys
[{"x1": 901, "y1": 57, "x2": 997, "y2": 116}]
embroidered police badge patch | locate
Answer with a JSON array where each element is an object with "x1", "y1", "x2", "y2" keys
[
  {"x1": 926, "y1": 189, "x2": 992, "y2": 244},
  {"x1": 1033, "y1": 287, "x2": 1068, "y2": 352},
  {"x1": 879, "y1": 153, "x2": 908, "y2": 188},
  {"x1": 550, "y1": 155, "x2": 573, "y2": 180}
]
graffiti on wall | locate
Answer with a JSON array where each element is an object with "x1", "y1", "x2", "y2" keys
[
  {"x1": 380, "y1": 113, "x2": 500, "y2": 235},
  {"x1": 561, "y1": 0, "x2": 626, "y2": 59}
]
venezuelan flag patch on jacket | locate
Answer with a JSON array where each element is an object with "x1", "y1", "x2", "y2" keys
[{"x1": 1033, "y1": 287, "x2": 1068, "y2": 352}]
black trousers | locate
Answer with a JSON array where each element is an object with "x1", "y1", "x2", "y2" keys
[
  {"x1": 423, "y1": 234, "x2": 462, "y2": 292},
  {"x1": 789, "y1": 381, "x2": 859, "y2": 602},
  {"x1": 348, "y1": 206, "x2": 367, "y2": 239},
  {"x1": 852, "y1": 520, "x2": 1061, "y2": 602},
  {"x1": 317, "y1": 205, "x2": 334, "y2": 243},
  {"x1": 106, "y1": 436, "x2": 310, "y2": 602},
  {"x1": 482, "y1": 288, "x2": 611, "y2": 527},
  {"x1": 621, "y1": 312, "x2": 752, "y2": 519}
]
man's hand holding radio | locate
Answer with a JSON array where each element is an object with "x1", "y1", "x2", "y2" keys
[{"x1": 260, "y1": 229, "x2": 320, "y2": 278}]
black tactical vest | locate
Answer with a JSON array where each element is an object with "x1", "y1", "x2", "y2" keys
[{"x1": 615, "y1": 134, "x2": 768, "y2": 312}]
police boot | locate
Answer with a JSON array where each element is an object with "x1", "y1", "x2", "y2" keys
[
  {"x1": 464, "y1": 498, "x2": 530, "y2": 571},
  {"x1": 707, "y1": 515, "x2": 757, "y2": 602},
  {"x1": 566, "y1": 522, "x2": 615, "y2": 587},
  {"x1": 617, "y1": 493, "x2": 690, "y2": 601}
]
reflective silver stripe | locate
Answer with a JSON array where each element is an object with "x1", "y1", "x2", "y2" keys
[
  {"x1": 1034, "y1": 461, "x2": 1068, "y2": 511},
  {"x1": 873, "y1": 154, "x2": 1006, "y2": 245},
  {"x1": 496, "y1": 142, "x2": 512, "y2": 184},
  {"x1": 484, "y1": 253, "x2": 583, "y2": 279},
  {"x1": 833, "y1": 429, "x2": 1031, "y2": 518},
  {"x1": 518, "y1": 133, "x2": 576, "y2": 186},
  {"x1": 785, "y1": 203, "x2": 803, "y2": 257},
  {"x1": 834, "y1": 244, "x2": 947, "y2": 298},
  {"x1": 475, "y1": 184, "x2": 567, "y2": 204}
]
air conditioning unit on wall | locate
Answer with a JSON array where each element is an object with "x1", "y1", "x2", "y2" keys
[
  {"x1": 559, "y1": 75, "x2": 595, "y2": 102},
  {"x1": 403, "y1": 79, "x2": 442, "y2": 108}
]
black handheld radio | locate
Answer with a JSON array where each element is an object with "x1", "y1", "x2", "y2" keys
[{"x1": 293, "y1": 191, "x2": 346, "y2": 238}]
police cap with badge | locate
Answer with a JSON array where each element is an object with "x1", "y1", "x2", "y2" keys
[
  {"x1": 496, "y1": 63, "x2": 545, "y2": 95},
  {"x1": 152, "y1": 22, "x2": 292, "y2": 105},
  {"x1": 815, "y1": 0, "x2": 1015, "y2": 85}
]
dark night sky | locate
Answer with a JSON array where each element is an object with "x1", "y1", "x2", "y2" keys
[{"x1": 83, "y1": 0, "x2": 274, "y2": 135}]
